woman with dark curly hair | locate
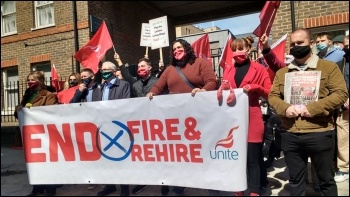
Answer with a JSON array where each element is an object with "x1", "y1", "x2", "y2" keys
[
  {"x1": 147, "y1": 39, "x2": 217, "y2": 98},
  {"x1": 146, "y1": 39, "x2": 217, "y2": 195}
]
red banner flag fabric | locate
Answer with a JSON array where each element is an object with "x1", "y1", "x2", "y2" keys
[
  {"x1": 253, "y1": 1, "x2": 281, "y2": 37},
  {"x1": 51, "y1": 64, "x2": 60, "y2": 92},
  {"x1": 191, "y1": 34, "x2": 212, "y2": 65},
  {"x1": 218, "y1": 33, "x2": 235, "y2": 69},
  {"x1": 74, "y1": 21, "x2": 113, "y2": 74},
  {"x1": 57, "y1": 86, "x2": 79, "y2": 104},
  {"x1": 270, "y1": 33, "x2": 288, "y2": 63}
]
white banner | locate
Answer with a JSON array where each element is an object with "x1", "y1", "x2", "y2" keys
[
  {"x1": 149, "y1": 16, "x2": 169, "y2": 50},
  {"x1": 140, "y1": 23, "x2": 152, "y2": 47},
  {"x1": 18, "y1": 90, "x2": 249, "y2": 192}
]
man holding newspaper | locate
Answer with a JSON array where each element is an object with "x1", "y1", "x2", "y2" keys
[{"x1": 268, "y1": 28, "x2": 348, "y2": 196}]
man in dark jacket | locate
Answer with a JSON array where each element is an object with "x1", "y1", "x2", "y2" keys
[
  {"x1": 132, "y1": 57, "x2": 158, "y2": 97},
  {"x1": 70, "y1": 68, "x2": 101, "y2": 103},
  {"x1": 96, "y1": 61, "x2": 131, "y2": 196}
]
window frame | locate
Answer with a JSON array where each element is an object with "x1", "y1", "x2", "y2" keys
[
  {"x1": 31, "y1": 62, "x2": 52, "y2": 85},
  {"x1": 310, "y1": 24, "x2": 348, "y2": 54},
  {"x1": 1, "y1": 1, "x2": 17, "y2": 36},
  {"x1": 1, "y1": 67, "x2": 19, "y2": 115},
  {"x1": 33, "y1": 1, "x2": 55, "y2": 30}
]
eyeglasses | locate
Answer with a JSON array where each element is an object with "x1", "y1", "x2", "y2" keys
[{"x1": 69, "y1": 78, "x2": 77, "y2": 81}]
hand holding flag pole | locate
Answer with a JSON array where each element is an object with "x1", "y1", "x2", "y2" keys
[{"x1": 253, "y1": 1, "x2": 281, "y2": 50}]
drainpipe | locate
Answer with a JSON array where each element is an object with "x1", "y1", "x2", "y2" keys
[
  {"x1": 290, "y1": 1, "x2": 296, "y2": 32},
  {"x1": 73, "y1": 1, "x2": 80, "y2": 73}
]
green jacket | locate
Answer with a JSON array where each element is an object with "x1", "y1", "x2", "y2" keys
[{"x1": 268, "y1": 55, "x2": 348, "y2": 133}]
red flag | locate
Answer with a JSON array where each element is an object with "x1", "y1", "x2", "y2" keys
[
  {"x1": 74, "y1": 21, "x2": 113, "y2": 73},
  {"x1": 270, "y1": 33, "x2": 287, "y2": 63},
  {"x1": 57, "y1": 86, "x2": 79, "y2": 104},
  {"x1": 191, "y1": 34, "x2": 212, "y2": 65},
  {"x1": 51, "y1": 64, "x2": 60, "y2": 92},
  {"x1": 253, "y1": 1, "x2": 281, "y2": 37},
  {"x1": 218, "y1": 33, "x2": 235, "y2": 69}
]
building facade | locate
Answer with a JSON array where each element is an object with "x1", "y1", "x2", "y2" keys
[{"x1": 1, "y1": 1, "x2": 169, "y2": 126}]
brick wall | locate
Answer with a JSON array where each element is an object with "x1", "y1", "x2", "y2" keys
[
  {"x1": 1, "y1": 2, "x2": 170, "y2": 102},
  {"x1": 272, "y1": 1, "x2": 349, "y2": 48},
  {"x1": 1, "y1": 1, "x2": 90, "y2": 85}
]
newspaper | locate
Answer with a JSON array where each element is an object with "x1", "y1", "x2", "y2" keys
[{"x1": 284, "y1": 71, "x2": 321, "y2": 108}]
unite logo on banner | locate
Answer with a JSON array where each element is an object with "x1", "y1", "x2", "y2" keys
[{"x1": 209, "y1": 126, "x2": 240, "y2": 160}]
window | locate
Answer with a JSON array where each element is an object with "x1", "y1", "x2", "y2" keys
[
  {"x1": 34, "y1": 1, "x2": 54, "y2": 28},
  {"x1": 2, "y1": 68, "x2": 19, "y2": 114},
  {"x1": 31, "y1": 62, "x2": 51, "y2": 85},
  {"x1": 1, "y1": 1, "x2": 17, "y2": 36}
]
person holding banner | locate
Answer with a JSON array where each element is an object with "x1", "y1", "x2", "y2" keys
[
  {"x1": 14, "y1": 71, "x2": 59, "y2": 196},
  {"x1": 69, "y1": 68, "x2": 101, "y2": 190},
  {"x1": 268, "y1": 28, "x2": 348, "y2": 196},
  {"x1": 219, "y1": 35, "x2": 271, "y2": 196},
  {"x1": 146, "y1": 38, "x2": 217, "y2": 195},
  {"x1": 96, "y1": 61, "x2": 131, "y2": 196},
  {"x1": 147, "y1": 38, "x2": 217, "y2": 98},
  {"x1": 116, "y1": 54, "x2": 171, "y2": 195}
]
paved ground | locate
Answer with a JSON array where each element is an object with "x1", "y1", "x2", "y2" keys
[{"x1": 1, "y1": 146, "x2": 348, "y2": 196}]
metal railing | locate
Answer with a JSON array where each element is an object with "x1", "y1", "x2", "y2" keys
[{"x1": 1, "y1": 79, "x2": 65, "y2": 124}]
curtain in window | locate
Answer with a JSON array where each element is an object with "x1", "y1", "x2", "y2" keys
[
  {"x1": 1, "y1": 1, "x2": 16, "y2": 34},
  {"x1": 38, "y1": 5, "x2": 53, "y2": 27}
]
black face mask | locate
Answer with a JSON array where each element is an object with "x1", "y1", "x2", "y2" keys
[
  {"x1": 69, "y1": 81, "x2": 78, "y2": 87},
  {"x1": 290, "y1": 45, "x2": 311, "y2": 59},
  {"x1": 82, "y1": 78, "x2": 92, "y2": 86}
]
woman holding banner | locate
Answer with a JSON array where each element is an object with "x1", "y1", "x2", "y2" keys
[
  {"x1": 147, "y1": 38, "x2": 217, "y2": 97},
  {"x1": 147, "y1": 38, "x2": 217, "y2": 195},
  {"x1": 219, "y1": 36, "x2": 271, "y2": 196},
  {"x1": 14, "y1": 71, "x2": 59, "y2": 196}
]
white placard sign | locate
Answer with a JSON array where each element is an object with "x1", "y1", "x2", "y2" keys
[
  {"x1": 140, "y1": 23, "x2": 152, "y2": 47},
  {"x1": 149, "y1": 16, "x2": 169, "y2": 50}
]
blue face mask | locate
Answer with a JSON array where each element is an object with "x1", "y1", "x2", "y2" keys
[
  {"x1": 101, "y1": 71, "x2": 113, "y2": 80},
  {"x1": 317, "y1": 42, "x2": 328, "y2": 51},
  {"x1": 333, "y1": 45, "x2": 342, "y2": 50}
]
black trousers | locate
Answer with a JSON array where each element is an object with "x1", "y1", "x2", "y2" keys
[
  {"x1": 281, "y1": 130, "x2": 337, "y2": 196},
  {"x1": 247, "y1": 142, "x2": 264, "y2": 194}
]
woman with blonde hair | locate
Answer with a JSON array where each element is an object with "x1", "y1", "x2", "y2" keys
[
  {"x1": 64, "y1": 72, "x2": 81, "y2": 90},
  {"x1": 14, "y1": 71, "x2": 59, "y2": 196}
]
